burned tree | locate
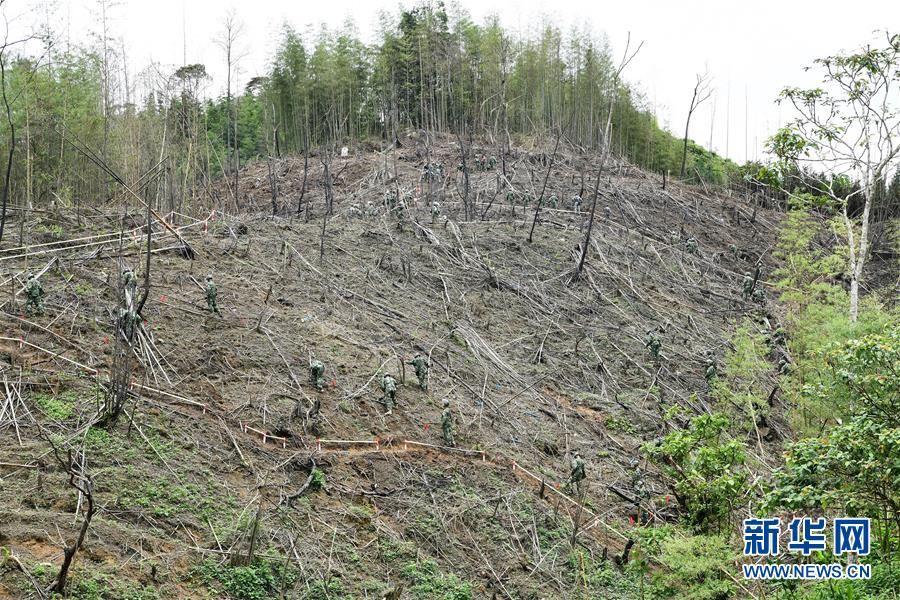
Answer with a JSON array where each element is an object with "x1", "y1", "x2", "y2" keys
[{"x1": 679, "y1": 70, "x2": 713, "y2": 178}]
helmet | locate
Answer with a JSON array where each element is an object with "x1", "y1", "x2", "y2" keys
[
  {"x1": 26, "y1": 272, "x2": 34, "y2": 279},
  {"x1": 206, "y1": 274, "x2": 213, "y2": 280},
  {"x1": 442, "y1": 398, "x2": 449, "y2": 407},
  {"x1": 744, "y1": 271, "x2": 750, "y2": 276}
]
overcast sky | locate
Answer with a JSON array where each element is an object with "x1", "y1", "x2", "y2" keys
[{"x1": 8, "y1": 0, "x2": 899, "y2": 165}]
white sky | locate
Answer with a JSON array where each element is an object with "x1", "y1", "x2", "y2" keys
[{"x1": 7, "y1": 0, "x2": 899, "y2": 164}]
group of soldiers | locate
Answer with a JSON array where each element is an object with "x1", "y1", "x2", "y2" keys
[
  {"x1": 307, "y1": 352, "x2": 457, "y2": 447},
  {"x1": 474, "y1": 154, "x2": 497, "y2": 171},
  {"x1": 645, "y1": 326, "x2": 721, "y2": 387},
  {"x1": 21, "y1": 269, "x2": 220, "y2": 320},
  {"x1": 423, "y1": 163, "x2": 445, "y2": 182},
  {"x1": 742, "y1": 268, "x2": 766, "y2": 303}
]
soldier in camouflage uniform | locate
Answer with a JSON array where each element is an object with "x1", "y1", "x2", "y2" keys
[
  {"x1": 380, "y1": 373, "x2": 398, "y2": 415},
  {"x1": 122, "y1": 267, "x2": 138, "y2": 301},
  {"x1": 629, "y1": 457, "x2": 649, "y2": 501},
  {"x1": 704, "y1": 351, "x2": 718, "y2": 384},
  {"x1": 487, "y1": 155, "x2": 497, "y2": 170},
  {"x1": 685, "y1": 236, "x2": 699, "y2": 255},
  {"x1": 24, "y1": 273, "x2": 45, "y2": 316},
  {"x1": 440, "y1": 398, "x2": 455, "y2": 447},
  {"x1": 548, "y1": 194, "x2": 558, "y2": 208},
  {"x1": 644, "y1": 329, "x2": 662, "y2": 361},
  {"x1": 571, "y1": 195, "x2": 582, "y2": 212},
  {"x1": 567, "y1": 450, "x2": 587, "y2": 496},
  {"x1": 409, "y1": 353, "x2": 429, "y2": 390},
  {"x1": 205, "y1": 274, "x2": 220, "y2": 314},
  {"x1": 604, "y1": 205, "x2": 611, "y2": 220},
  {"x1": 741, "y1": 272, "x2": 754, "y2": 301},
  {"x1": 752, "y1": 287, "x2": 766, "y2": 303},
  {"x1": 431, "y1": 202, "x2": 441, "y2": 224},
  {"x1": 728, "y1": 243, "x2": 739, "y2": 259},
  {"x1": 310, "y1": 360, "x2": 326, "y2": 392}
]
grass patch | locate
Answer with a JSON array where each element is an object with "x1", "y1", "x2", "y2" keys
[{"x1": 32, "y1": 392, "x2": 74, "y2": 420}]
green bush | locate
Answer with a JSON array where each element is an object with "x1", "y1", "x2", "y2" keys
[
  {"x1": 645, "y1": 414, "x2": 748, "y2": 533},
  {"x1": 196, "y1": 558, "x2": 296, "y2": 600},
  {"x1": 33, "y1": 392, "x2": 74, "y2": 420},
  {"x1": 649, "y1": 534, "x2": 737, "y2": 599},
  {"x1": 402, "y1": 559, "x2": 472, "y2": 600}
]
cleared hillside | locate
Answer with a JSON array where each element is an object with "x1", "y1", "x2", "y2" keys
[{"x1": 0, "y1": 137, "x2": 784, "y2": 599}]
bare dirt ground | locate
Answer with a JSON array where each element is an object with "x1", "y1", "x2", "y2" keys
[{"x1": 0, "y1": 135, "x2": 785, "y2": 599}]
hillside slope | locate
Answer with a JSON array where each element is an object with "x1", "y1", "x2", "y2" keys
[{"x1": 0, "y1": 137, "x2": 784, "y2": 599}]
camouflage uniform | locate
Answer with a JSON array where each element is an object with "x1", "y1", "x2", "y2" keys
[
  {"x1": 548, "y1": 194, "x2": 558, "y2": 209},
  {"x1": 487, "y1": 156, "x2": 497, "y2": 170},
  {"x1": 205, "y1": 275, "x2": 220, "y2": 314},
  {"x1": 409, "y1": 354, "x2": 429, "y2": 390},
  {"x1": 729, "y1": 244, "x2": 739, "y2": 259},
  {"x1": 381, "y1": 374, "x2": 398, "y2": 414},
  {"x1": 604, "y1": 206, "x2": 611, "y2": 220},
  {"x1": 571, "y1": 195, "x2": 582, "y2": 212},
  {"x1": 741, "y1": 272, "x2": 754, "y2": 301},
  {"x1": 122, "y1": 268, "x2": 138, "y2": 302},
  {"x1": 685, "y1": 237, "x2": 699, "y2": 255},
  {"x1": 752, "y1": 287, "x2": 766, "y2": 303},
  {"x1": 310, "y1": 360, "x2": 326, "y2": 391},
  {"x1": 24, "y1": 274, "x2": 45, "y2": 316},
  {"x1": 431, "y1": 202, "x2": 441, "y2": 224},
  {"x1": 568, "y1": 452, "x2": 586, "y2": 496},
  {"x1": 770, "y1": 327, "x2": 786, "y2": 349},
  {"x1": 704, "y1": 352, "x2": 718, "y2": 384},
  {"x1": 440, "y1": 399, "x2": 455, "y2": 447},
  {"x1": 629, "y1": 457, "x2": 649, "y2": 501},
  {"x1": 644, "y1": 330, "x2": 661, "y2": 361}
]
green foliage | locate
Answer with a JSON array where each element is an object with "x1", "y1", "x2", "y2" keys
[
  {"x1": 196, "y1": 557, "x2": 297, "y2": 600},
  {"x1": 765, "y1": 326, "x2": 900, "y2": 550},
  {"x1": 568, "y1": 549, "x2": 639, "y2": 598},
  {"x1": 60, "y1": 572, "x2": 159, "y2": 600},
  {"x1": 120, "y1": 477, "x2": 234, "y2": 522},
  {"x1": 378, "y1": 538, "x2": 416, "y2": 564},
  {"x1": 649, "y1": 534, "x2": 737, "y2": 599},
  {"x1": 771, "y1": 209, "x2": 897, "y2": 429},
  {"x1": 309, "y1": 468, "x2": 326, "y2": 491},
  {"x1": 401, "y1": 559, "x2": 472, "y2": 600},
  {"x1": 32, "y1": 392, "x2": 75, "y2": 420},
  {"x1": 300, "y1": 578, "x2": 349, "y2": 600},
  {"x1": 645, "y1": 414, "x2": 748, "y2": 533},
  {"x1": 604, "y1": 415, "x2": 637, "y2": 434},
  {"x1": 711, "y1": 318, "x2": 772, "y2": 430}
]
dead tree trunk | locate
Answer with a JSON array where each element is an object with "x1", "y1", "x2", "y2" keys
[
  {"x1": 528, "y1": 133, "x2": 561, "y2": 243},
  {"x1": 0, "y1": 50, "x2": 15, "y2": 246},
  {"x1": 572, "y1": 166, "x2": 603, "y2": 281},
  {"x1": 47, "y1": 448, "x2": 95, "y2": 597}
]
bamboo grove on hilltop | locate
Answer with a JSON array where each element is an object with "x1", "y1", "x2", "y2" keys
[{"x1": 0, "y1": 1, "x2": 744, "y2": 224}]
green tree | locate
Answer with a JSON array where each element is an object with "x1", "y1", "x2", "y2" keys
[{"x1": 645, "y1": 413, "x2": 749, "y2": 533}]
